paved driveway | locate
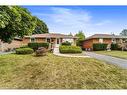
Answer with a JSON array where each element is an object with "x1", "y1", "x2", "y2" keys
[{"x1": 85, "y1": 52, "x2": 127, "y2": 69}]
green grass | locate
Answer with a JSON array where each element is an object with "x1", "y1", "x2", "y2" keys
[
  {"x1": 0, "y1": 53, "x2": 127, "y2": 89},
  {"x1": 95, "y1": 51, "x2": 127, "y2": 59}
]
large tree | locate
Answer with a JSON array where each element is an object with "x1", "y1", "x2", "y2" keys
[
  {"x1": 75, "y1": 30, "x2": 85, "y2": 46},
  {"x1": 120, "y1": 29, "x2": 127, "y2": 36},
  {"x1": 0, "y1": 6, "x2": 48, "y2": 43},
  {"x1": 33, "y1": 17, "x2": 48, "y2": 34}
]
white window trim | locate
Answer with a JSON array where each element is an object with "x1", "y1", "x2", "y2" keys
[{"x1": 99, "y1": 38, "x2": 103, "y2": 43}]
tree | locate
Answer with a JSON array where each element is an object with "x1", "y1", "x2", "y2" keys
[
  {"x1": 68, "y1": 32, "x2": 73, "y2": 36},
  {"x1": 120, "y1": 29, "x2": 127, "y2": 36},
  {"x1": 0, "y1": 6, "x2": 48, "y2": 43},
  {"x1": 33, "y1": 17, "x2": 48, "y2": 34},
  {"x1": 75, "y1": 30, "x2": 85, "y2": 46}
]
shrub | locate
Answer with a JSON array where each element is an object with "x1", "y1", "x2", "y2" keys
[
  {"x1": 61, "y1": 41, "x2": 71, "y2": 46},
  {"x1": 111, "y1": 43, "x2": 118, "y2": 50},
  {"x1": 93, "y1": 43, "x2": 108, "y2": 51},
  {"x1": 28, "y1": 42, "x2": 49, "y2": 50},
  {"x1": 20, "y1": 45, "x2": 29, "y2": 48},
  {"x1": 16, "y1": 48, "x2": 34, "y2": 54},
  {"x1": 59, "y1": 45, "x2": 82, "y2": 53}
]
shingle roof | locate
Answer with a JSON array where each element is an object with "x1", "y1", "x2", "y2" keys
[
  {"x1": 85, "y1": 34, "x2": 127, "y2": 40},
  {"x1": 24, "y1": 33, "x2": 78, "y2": 39}
]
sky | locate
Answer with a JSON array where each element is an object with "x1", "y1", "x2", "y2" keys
[{"x1": 23, "y1": 6, "x2": 127, "y2": 37}]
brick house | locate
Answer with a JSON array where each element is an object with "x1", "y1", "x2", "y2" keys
[
  {"x1": 82, "y1": 34, "x2": 127, "y2": 50},
  {"x1": 0, "y1": 38, "x2": 22, "y2": 52},
  {"x1": 23, "y1": 33, "x2": 78, "y2": 48}
]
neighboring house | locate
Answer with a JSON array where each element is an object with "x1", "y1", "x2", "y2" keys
[
  {"x1": 23, "y1": 33, "x2": 78, "y2": 48},
  {"x1": 82, "y1": 34, "x2": 127, "y2": 50},
  {"x1": 0, "y1": 38, "x2": 22, "y2": 52}
]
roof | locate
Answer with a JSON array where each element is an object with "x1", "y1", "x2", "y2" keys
[
  {"x1": 24, "y1": 33, "x2": 78, "y2": 39},
  {"x1": 85, "y1": 34, "x2": 127, "y2": 40}
]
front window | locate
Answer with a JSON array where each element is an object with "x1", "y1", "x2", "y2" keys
[
  {"x1": 30, "y1": 37, "x2": 35, "y2": 42},
  {"x1": 99, "y1": 38, "x2": 103, "y2": 43},
  {"x1": 47, "y1": 38, "x2": 51, "y2": 43}
]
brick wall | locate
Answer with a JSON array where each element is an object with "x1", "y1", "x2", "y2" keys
[
  {"x1": 82, "y1": 38, "x2": 112, "y2": 50},
  {"x1": 82, "y1": 39, "x2": 93, "y2": 49},
  {"x1": 0, "y1": 40, "x2": 22, "y2": 51},
  {"x1": 22, "y1": 38, "x2": 46, "y2": 45}
]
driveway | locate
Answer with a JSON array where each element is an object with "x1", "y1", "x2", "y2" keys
[{"x1": 85, "y1": 52, "x2": 127, "y2": 69}]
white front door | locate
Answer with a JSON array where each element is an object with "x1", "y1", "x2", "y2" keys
[{"x1": 55, "y1": 38, "x2": 60, "y2": 47}]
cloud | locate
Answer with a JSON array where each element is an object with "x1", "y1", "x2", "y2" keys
[
  {"x1": 33, "y1": 7, "x2": 92, "y2": 34},
  {"x1": 95, "y1": 20, "x2": 112, "y2": 26}
]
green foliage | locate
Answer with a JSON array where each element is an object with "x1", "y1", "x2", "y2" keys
[
  {"x1": 75, "y1": 30, "x2": 85, "y2": 46},
  {"x1": 20, "y1": 45, "x2": 29, "y2": 48},
  {"x1": 120, "y1": 29, "x2": 127, "y2": 36},
  {"x1": 0, "y1": 6, "x2": 37, "y2": 43},
  {"x1": 28, "y1": 42, "x2": 49, "y2": 50},
  {"x1": 59, "y1": 45, "x2": 82, "y2": 53},
  {"x1": 61, "y1": 41, "x2": 71, "y2": 46},
  {"x1": 93, "y1": 43, "x2": 108, "y2": 51},
  {"x1": 33, "y1": 17, "x2": 49, "y2": 34},
  {"x1": 111, "y1": 44, "x2": 118, "y2": 50},
  {"x1": 0, "y1": 6, "x2": 48, "y2": 43},
  {"x1": 16, "y1": 48, "x2": 34, "y2": 54}
]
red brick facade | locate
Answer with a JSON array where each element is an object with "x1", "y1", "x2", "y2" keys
[
  {"x1": 82, "y1": 38, "x2": 112, "y2": 50},
  {"x1": 0, "y1": 40, "x2": 22, "y2": 51}
]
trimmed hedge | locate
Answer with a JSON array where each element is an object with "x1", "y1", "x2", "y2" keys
[
  {"x1": 111, "y1": 43, "x2": 118, "y2": 50},
  {"x1": 59, "y1": 45, "x2": 82, "y2": 53},
  {"x1": 28, "y1": 42, "x2": 49, "y2": 50},
  {"x1": 20, "y1": 45, "x2": 29, "y2": 48},
  {"x1": 16, "y1": 48, "x2": 34, "y2": 54},
  {"x1": 61, "y1": 41, "x2": 71, "y2": 46},
  {"x1": 93, "y1": 43, "x2": 108, "y2": 51}
]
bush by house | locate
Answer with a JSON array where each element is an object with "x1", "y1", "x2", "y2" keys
[{"x1": 59, "y1": 45, "x2": 82, "y2": 53}]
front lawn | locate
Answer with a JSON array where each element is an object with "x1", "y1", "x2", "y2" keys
[
  {"x1": 0, "y1": 53, "x2": 127, "y2": 89},
  {"x1": 95, "y1": 51, "x2": 127, "y2": 59}
]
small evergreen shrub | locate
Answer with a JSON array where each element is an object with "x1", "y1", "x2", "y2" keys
[
  {"x1": 59, "y1": 45, "x2": 82, "y2": 53},
  {"x1": 93, "y1": 43, "x2": 108, "y2": 51},
  {"x1": 111, "y1": 43, "x2": 118, "y2": 50},
  {"x1": 28, "y1": 42, "x2": 49, "y2": 50},
  {"x1": 16, "y1": 48, "x2": 34, "y2": 54},
  {"x1": 61, "y1": 41, "x2": 71, "y2": 46}
]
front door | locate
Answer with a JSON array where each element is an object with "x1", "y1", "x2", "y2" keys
[{"x1": 55, "y1": 38, "x2": 60, "y2": 47}]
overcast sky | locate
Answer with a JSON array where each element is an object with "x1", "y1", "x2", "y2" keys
[{"x1": 23, "y1": 6, "x2": 127, "y2": 37}]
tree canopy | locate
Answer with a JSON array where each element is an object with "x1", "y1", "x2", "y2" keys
[
  {"x1": 0, "y1": 6, "x2": 48, "y2": 43},
  {"x1": 75, "y1": 30, "x2": 85, "y2": 46},
  {"x1": 120, "y1": 29, "x2": 127, "y2": 36},
  {"x1": 33, "y1": 17, "x2": 48, "y2": 34}
]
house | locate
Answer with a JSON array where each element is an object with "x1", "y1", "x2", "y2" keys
[
  {"x1": 0, "y1": 38, "x2": 22, "y2": 52},
  {"x1": 82, "y1": 34, "x2": 127, "y2": 50},
  {"x1": 23, "y1": 33, "x2": 78, "y2": 49}
]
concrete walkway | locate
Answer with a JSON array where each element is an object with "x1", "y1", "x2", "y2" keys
[
  {"x1": 53, "y1": 47, "x2": 90, "y2": 58},
  {"x1": 85, "y1": 52, "x2": 127, "y2": 69},
  {"x1": 0, "y1": 51, "x2": 14, "y2": 55}
]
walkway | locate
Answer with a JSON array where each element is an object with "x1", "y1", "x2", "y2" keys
[
  {"x1": 0, "y1": 51, "x2": 14, "y2": 55},
  {"x1": 85, "y1": 52, "x2": 127, "y2": 69},
  {"x1": 53, "y1": 47, "x2": 90, "y2": 58}
]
